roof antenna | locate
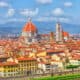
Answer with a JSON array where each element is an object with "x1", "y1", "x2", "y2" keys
[{"x1": 28, "y1": 16, "x2": 32, "y2": 22}]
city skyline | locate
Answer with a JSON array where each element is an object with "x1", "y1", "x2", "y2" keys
[
  {"x1": 0, "y1": 1, "x2": 80, "y2": 79},
  {"x1": 0, "y1": 0, "x2": 80, "y2": 25}
]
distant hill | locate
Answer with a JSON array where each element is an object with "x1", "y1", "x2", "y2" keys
[{"x1": 0, "y1": 21, "x2": 80, "y2": 36}]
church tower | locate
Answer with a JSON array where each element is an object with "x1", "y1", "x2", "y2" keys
[
  {"x1": 55, "y1": 22, "x2": 63, "y2": 42},
  {"x1": 22, "y1": 18, "x2": 38, "y2": 44}
]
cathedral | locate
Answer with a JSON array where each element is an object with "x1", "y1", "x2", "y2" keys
[
  {"x1": 21, "y1": 18, "x2": 69, "y2": 44},
  {"x1": 22, "y1": 18, "x2": 38, "y2": 44}
]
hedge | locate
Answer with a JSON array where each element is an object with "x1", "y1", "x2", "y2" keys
[{"x1": 32, "y1": 74, "x2": 80, "y2": 80}]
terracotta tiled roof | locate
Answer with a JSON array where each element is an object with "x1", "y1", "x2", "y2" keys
[
  {"x1": 17, "y1": 57, "x2": 36, "y2": 61},
  {"x1": 72, "y1": 54, "x2": 80, "y2": 60},
  {"x1": 22, "y1": 21, "x2": 37, "y2": 32},
  {"x1": 0, "y1": 62, "x2": 18, "y2": 66},
  {"x1": 63, "y1": 32, "x2": 69, "y2": 37},
  {"x1": 47, "y1": 49, "x2": 64, "y2": 53}
]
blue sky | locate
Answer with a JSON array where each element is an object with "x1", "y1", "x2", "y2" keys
[{"x1": 0, "y1": 0, "x2": 80, "y2": 24}]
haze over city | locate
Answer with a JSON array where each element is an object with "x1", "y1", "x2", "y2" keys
[{"x1": 0, "y1": 0, "x2": 80, "y2": 80}]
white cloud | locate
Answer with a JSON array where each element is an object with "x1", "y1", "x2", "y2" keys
[
  {"x1": 7, "y1": 18, "x2": 25, "y2": 22},
  {"x1": 36, "y1": 16, "x2": 70, "y2": 23},
  {"x1": 6, "y1": 8, "x2": 15, "y2": 17},
  {"x1": 0, "y1": 1, "x2": 9, "y2": 7},
  {"x1": 0, "y1": 1, "x2": 14, "y2": 17},
  {"x1": 36, "y1": 17, "x2": 54, "y2": 22},
  {"x1": 52, "y1": 8, "x2": 64, "y2": 16},
  {"x1": 0, "y1": 18, "x2": 25, "y2": 24},
  {"x1": 64, "y1": 2, "x2": 72, "y2": 7},
  {"x1": 36, "y1": 0, "x2": 52, "y2": 4},
  {"x1": 20, "y1": 8, "x2": 39, "y2": 17},
  {"x1": 59, "y1": 17, "x2": 70, "y2": 23}
]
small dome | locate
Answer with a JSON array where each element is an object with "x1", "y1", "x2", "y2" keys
[{"x1": 63, "y1": 32, "x2": 69, "y2": 37}]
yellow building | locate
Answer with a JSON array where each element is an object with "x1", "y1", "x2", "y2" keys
[
  {"x1": 0, "y1": 57, "x2": 38, "y2": 77},
  {"x1": 36, "y1": 51, "x2": 46, "y2": 57},
  {"x1": 0, "y1": 62, "x2": 18, "y2": 77},
  {"x1": 17, "y1": 57, "x2": 38, "y2": 76}
]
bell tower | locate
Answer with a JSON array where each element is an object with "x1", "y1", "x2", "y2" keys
[{"x1": 55, "y1": 22, "x2": 63, "y2": 42}]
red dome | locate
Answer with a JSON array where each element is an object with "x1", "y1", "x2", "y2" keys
[
  {"x1": 63, "y1": 32, "x2": 69, "y2": 37},
  {"x1": 22, "y1": 21, "x2": 37, "y2": 32}
]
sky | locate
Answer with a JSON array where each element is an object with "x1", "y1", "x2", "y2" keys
[{"x1": 0, "y1": 0, "x2": 80, "y2": 24}]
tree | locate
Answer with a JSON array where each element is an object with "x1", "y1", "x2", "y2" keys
[{"x1": 66, "y1": 65, "x2": 79, "y2": 73}]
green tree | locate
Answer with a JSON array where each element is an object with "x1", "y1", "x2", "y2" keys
[{"x1": 66, "y1": 65, "x2": 79, "y2": 73}]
